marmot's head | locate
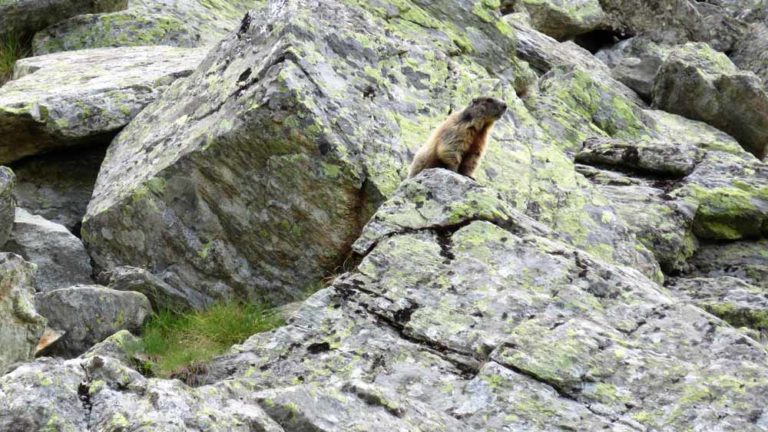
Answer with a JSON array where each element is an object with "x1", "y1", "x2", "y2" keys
[{"x1": 461, "y1": 97, "x2": 507, "y2": 124}]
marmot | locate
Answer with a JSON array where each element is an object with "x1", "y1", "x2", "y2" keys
[{"x1": 408, "y1": 97, "x2": 507, "y2": 179}]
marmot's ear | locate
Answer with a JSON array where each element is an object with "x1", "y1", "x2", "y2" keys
[{"x1": 471, "y1": 97, "x2": 480, "y2": 105}]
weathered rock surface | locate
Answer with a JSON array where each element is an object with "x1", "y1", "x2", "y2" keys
[
  {"x1": 32, "y1": 0, "x2": 264, "y2": 55},
  {"x1": 674, "y1": 151, "x2": 768, "y2": 241},
  {"x1": 10, "y1": 145, "x2": 105, "y2": 232},
  {"x1": 667, "y1": 276, "x2": 768, "y2": 335},
  {"x1": 577, "y1": 136, "x2": 701, "y2": 177},
  {"x1": 0, "y1": 0, "x2": 126, "y2": 40},
  {"x1": 506, "y1": 0, "x2": 605, "y2": 40},
  {"x1": 0, "y1": 166, "x2": 16, "y2": 247},
  {"x1": 83, "y1": 0, "x2": 659, "y2": 308},
  {"x1": 99, "y1": 265, "x2": 207, "y2": 312},
  {"x1": 6, "y1": 169, "x2": 768, "y2": 430},
  {"x1": 652, "y1": 42, "x2": 768, "y2": 160},
  {"x1": 0, "y1": 46, "x2": 207, "y2": 164},
  {"x1": 596, "y1": 37, "x2": 670, "y2": 100},
  {"x1": 686, "y1": 240, "x2": 768, "y2": 289},
  {"x1": 599, "y1": 0, "x2": 747, "y2": 52},
  {"x1": 578, "y1": 168, "x2": 698, "y2": 273},
  {"x1": 0, "y1": 253, "x2": 45, "y2": 373},
  {"x1": 35, "y1": 285, "x2": 151, "y2": 356},
  {"x1": 507, "y1": 17, "x2": 641, "y2": 102},
  {"x1": 732, "y1": 22, "x2": 768, "y2": 87},
  {"x1": 4, "y1": 208, "x2": 93, "y2": 292}
]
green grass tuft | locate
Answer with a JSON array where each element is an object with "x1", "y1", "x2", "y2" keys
[
  {"x1": 0, "y1": 34, "x2": 28, "y2": 85},
  {"x1": 130, "y1": 301, "x2": 284, "y2": 378}
]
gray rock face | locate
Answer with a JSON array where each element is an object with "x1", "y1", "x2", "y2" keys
[
  {"x1": 686, "y1": 240, "x2": 768, "y2": 289},
  {"x1": 100, "y1": 265, "x2": 208, "y2": 312},
  {"x1": 0, "y1": 166, "x2": 16, "y2": 247},
  {"x1": 596, "y1": 37, "x2": 671, "y2": 100},
  {"x1": 35, "y1": 285, "x2": 151, "y2": 356},
  {"x1": 0, "y1": 253, "x2": 45, "y2": 373},
  {"x1": 732, "y1": 22, "x2": 768, "y2": 87},
  {"x1": 83, "y1": 0, "x2": 658, "y2": 308},
  {"x1": 667, "y1": 276, "x2": 768, "y2": 336},
  {"x1": 32, "y1": 0, "x2": 265, "y2": 55},
  {"x1": 575, "y1": 163, "x2": 698, "y2": 273},
  {"x1": 509, "y1": 0, "x2": 606, "y2": 40},
  {"x1": 599, "y1": 0, "x2": 747, "y2": 52},
  {"x1": 6, "y1": 169, "x2": 768, "y2": 430},
  {"x1": 4, "y1": 208, "x2": 93, "y2": 292},
  {"x1": 0, "y1": 46, "x2": 207, "y2": 164},
  {"x1": 0, "y1": 0, "x2": 126, "y2": 40},
  {"x1": 11, "y1": 145, "x2": 105, "y2": 233},
  {"x1": 577, "y1": 136, "x2": 701, "y2": 177},
  {"x1": 652, "y1": 42, "x2": 768, "y2": 160}
]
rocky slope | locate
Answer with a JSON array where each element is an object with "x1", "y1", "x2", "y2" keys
[{"x1": 1, "y1": 0, "x2": 768, "y2": 430}]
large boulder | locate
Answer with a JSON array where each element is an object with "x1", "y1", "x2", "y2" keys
[
  {"x1": 3, "y1": 208, "x2": 93, "y2": 292},
  {"x1": 10, "y1": 146, "x2": 105, "y2": 232},
  {"x1": 732, "y1": 23, "x2": 768, "y2": 88},
  {"x1": 32, "y1": 0, "x2": 265, "y2": 55},
  {"x1": 83, "y1": 0, "x2": 659, "y2": 308},
  {"x1": 504, "y1": 0, "x2": 606, "y2": 40},
  {"x1": 99, "y1": 265, "x2": 207, "y2": 312},
  {"x1": 599, "y1": 0, "x2": 747, "y2": 52},
  {"x1": 35, "y1": 285, "x2": 151, "y2": 356},
  {"x1": 0, "y1": 166, "x2": 16, "y2": 247},
  {"x1": 0, "y1": 253, "x2": 45, "y2": 373},
  {"x1": 6, "y1": 169, "x2": 768, "y2": 430},
  {"x1": 652, "y1": 42, "x2": 768, "y2": 160},
  {"x1": 595, "y1": 37, "x2": 671, "y2": 100},
  {"x1": 0, "y1": 46, "x2": 207, "y2": 164},
  {"x1": 0, "y1": 0, "x2": 126, "y2": 40}
]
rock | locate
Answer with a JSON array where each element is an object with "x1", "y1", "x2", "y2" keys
[
  {"x1": 0, "y1": 46, "x2": 207, "y2": 164},
  {"x1": 199, "y1": 169, "x2": 768, "y2": 430},
  {"x1": 599, "y1": 0, "x2": 747, "y2": 52},
  {"x1": 99, "y1": 265, "x2": 207, "y2": 312},
  {"x1": 0, "y1": 0, "x2": 127, "y2": 40},
  {"x1": 32, "y1": 0, "x2": 265, "y2": 55},
  {"x1": 510, "y1": 0, "x2": 605, "y2": 40},
  {"x1": 732, "y1": 23, "x2": 768, "y2": 88},
  {"x1": 0, "y1": 358, "x2": 87, "y2": 431},
  {"x1": 83, "y1": 0, "x2": 660, "y2": 308},
  {"x1": 673, "y1": 151, "x2": 768, "y2": 241},
  {"x1": 686, "y1": 240, "x2": 768, "y2": 289},
  {"x1": 0, "y1": 166, "x2": 16, "y2": 247},
  {"x1": 595, "y1": 37, "x2": 671, "y2": 100},
  {"x1": 574, "y1": 157, "x2": 699, "y2": 273},
  {"x1": 4, "y1": 208, "x2": 93, "y2": 292},
  {"x1": 352, "y1": 168, "x2": 550, "y2": 255},
  {"x1": 577, "y1": 136, "x2": 701, "y2": 177},
  {"x1": 35, "y1": 285, "x2": 151, "y2": 356},
  {"x1": 667, "y1": 276, "x2": 768, "y2": 335},
  {"x1": 506, "y1": 17, "x2": 641, "y2": 102},
  {"x1": 526, "y1": 64, "x2": 653, "y2": 154},
  {"x1": 4, "y1": 168, "x2": 768, "y2": 430},
  {"x1": 10, "y1": 145, "x2": 105, "y2": 233},
  {"x1": 652, "y1": 42, "x2": 768, "y2": 160},
  {"x1": 0, "y1": 253, "x2": 46, "y2": 372}
]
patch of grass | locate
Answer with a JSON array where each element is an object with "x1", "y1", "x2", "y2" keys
[
  {"x1": 0, "y1": 34, "x2": 29, "y2": 85},
  {"x1": 130, "y1": 301, "x2": 284, "y2": 378}
]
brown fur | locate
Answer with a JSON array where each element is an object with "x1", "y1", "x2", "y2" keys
[{"x1": 408, "y1": 97, "x2": 507, "y2": 179}]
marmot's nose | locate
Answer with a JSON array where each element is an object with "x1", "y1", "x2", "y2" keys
[{"x1": 500, "y1": 102, "x2": 507, "y2": 112}]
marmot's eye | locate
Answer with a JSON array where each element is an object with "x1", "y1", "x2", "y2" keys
[{"x1": 471, "y1": 98, "x2": 480, "y2": 104}]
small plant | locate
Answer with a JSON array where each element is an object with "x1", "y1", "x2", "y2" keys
[
  {"x1": 130, "y1": 301, "x2": 284, "y2": 379},
  {"x1": 0, "y1": 34, "x2": 28, "y2": 85}
]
